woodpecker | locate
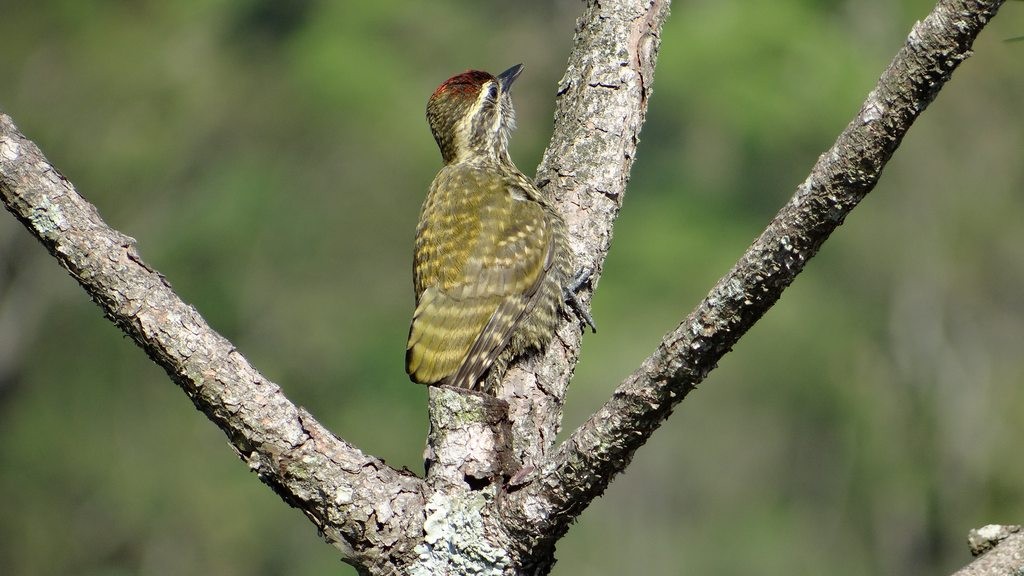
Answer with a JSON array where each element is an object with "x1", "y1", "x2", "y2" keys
[{"x1": 406, "y1": 64, "x2": 571, "y2": 393}]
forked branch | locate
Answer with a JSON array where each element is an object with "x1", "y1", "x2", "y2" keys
[{"x1": 499, "y1": 0, "x2": 1007, "y2": 551}]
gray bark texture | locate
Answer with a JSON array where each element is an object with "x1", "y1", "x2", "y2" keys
[
  {"x1": 0, "y1": 0, "x2": 1013, "y2": 574},
  {"x1": 955, "y1": 526, "x2": 1024, "y2": 576}
]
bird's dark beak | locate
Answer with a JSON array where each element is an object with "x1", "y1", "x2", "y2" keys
[{"x1": 498, "y1": 64, "x2": 524, "y2": 91}]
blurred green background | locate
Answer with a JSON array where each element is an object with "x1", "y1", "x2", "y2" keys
[{"x1": 1, "y1": 0, "x2": 1022, "y2": 574}]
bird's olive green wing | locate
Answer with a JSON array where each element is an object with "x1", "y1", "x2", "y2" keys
[
  {"x1": 406, "y1": 285, "x2": 505, "y2": 384},
  {"x1": 449, "y1": 215, "x2": 553, "y2": 389},
  {"x1": 406, "y1": 170, "x2": 492, "y2": 385},
  {"x1": 406, "y1": 169, "x2": 552, "y2": 388}
]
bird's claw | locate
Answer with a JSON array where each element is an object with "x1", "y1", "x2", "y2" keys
[{"x1": 564, "y1": 266, "x2": 597, "y2": 333}]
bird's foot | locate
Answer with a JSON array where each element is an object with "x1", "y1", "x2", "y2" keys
[{"x1": 563, "y1": 266, "x2": 597, "y2": 333}]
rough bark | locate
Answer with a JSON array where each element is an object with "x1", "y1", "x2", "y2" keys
[
  {"x1": 0, "y1": 0, "x2": 1012, "y2": 574},
  {"x1": 954, "y1": 526, "x2": 1024, "y2": 576}
]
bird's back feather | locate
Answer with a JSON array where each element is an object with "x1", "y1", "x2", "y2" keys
[{"x1": 406, "y1": 163, "x2": 560, "y2": 390}]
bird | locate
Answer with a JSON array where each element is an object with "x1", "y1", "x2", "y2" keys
[{"x1": 405, "y1": 64, "x2": 572, "y2": 393}]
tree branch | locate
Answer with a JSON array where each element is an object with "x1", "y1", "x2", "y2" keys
[
  {"x1": 0, "y1": 114, "x2": 425, "y2": 574},
  {"x1": 497, "y1": 0, "x2": 671, "y2": 474},
  {"x1": 415, "y1": 4, "x2": 672, "y2": 564},
  {"x1": 499, "y1": 0, "x2": 1007, "y2": 547},
  {"x1": 415, "y1": 0, "x2": 672, "y2": 568},
  {"x1": 952, "y1": 525, "x2": 1024, "y2": 575}
]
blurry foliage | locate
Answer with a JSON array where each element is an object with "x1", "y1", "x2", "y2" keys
[{"x1": 0, "y1": 0, "x2": 1022, "y2": 574}]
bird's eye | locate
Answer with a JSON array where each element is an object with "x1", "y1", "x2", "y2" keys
[{"x1": 486, "y1": 83, "x2": 499, "y2": 101}]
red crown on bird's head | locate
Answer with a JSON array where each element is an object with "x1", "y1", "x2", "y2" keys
[{"x1": 432, "y1": 70, "x2": 494, "y2": 99}]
